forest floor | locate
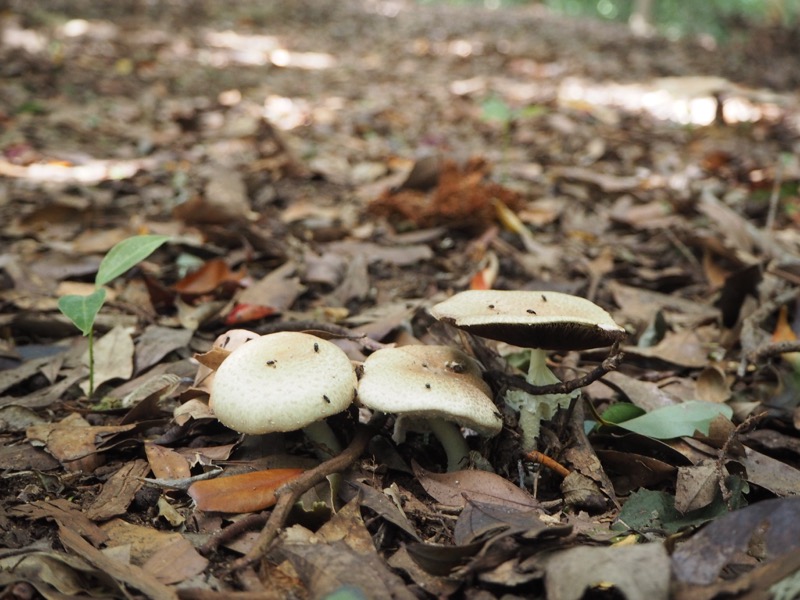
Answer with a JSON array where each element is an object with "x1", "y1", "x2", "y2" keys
[{"x1": 2, "y1": 1, "x2": 800, "y2": 599}]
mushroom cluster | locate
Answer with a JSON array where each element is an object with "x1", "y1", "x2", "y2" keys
[
  {"x1": 430, "y1": 290, "x2": 625, "y2": 451},
  {"x1": 196, "y1": 289, "x2": 621, "y2": 471},
  {"x1": 198, "y1": 331, "x2": 504, "y2": 472}
]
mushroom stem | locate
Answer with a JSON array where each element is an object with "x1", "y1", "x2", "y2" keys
[
  {"x1": 425, "y1": 417, "x2": 471, "y2": 472},
  {"x1": 302, "y1": 419, "x2": 342, "y2": 460},
  {"x1": 505, "y1": 348, "x2": 579, "y2": 452}
]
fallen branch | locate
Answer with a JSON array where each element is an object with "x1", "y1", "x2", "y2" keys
[
  {"x1": 255, "y1": 320, "x2": 387, "y2": 352},
  {"x1": 229, "y1": 423, "x2": 375, "y2": 572},
  {"x1": 739, "y1": 286, "x2": 800, "y2": 375},
  {"x1": 746, "y1": 339, "x2": 800, "y2": 365},
  {"x1": 488, "y1": 342, "x2": 624, "y2": 396}
]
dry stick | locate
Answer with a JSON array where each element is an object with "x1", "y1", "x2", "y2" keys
[
  {"x1": 765, "y1": 159, "x2": 784, "y2": 232},
  {"x1": 739, "y1": 286, "x2": 800, "y2": 376},
  {"x1": 255, "y1": 320, "x2": 387, "y2": 352},
  {"x1": 488, "y1": 342, "x2": 624, "y2": 396},
  {"x1": 229, "y1": 423, "x2": 375, "y2": 573},
  {"x1": 747, "y1": 339, "x2": 800, "y2": 364},
  {"x1": 523, "y1": 450, "x2": 571, "y2": 479},
  {"x1": 715, "y1": 412, "x2": 767, "y2": 510},
  {"x1": 200, "y1": 512, "x2": 269, "y2": 557}
]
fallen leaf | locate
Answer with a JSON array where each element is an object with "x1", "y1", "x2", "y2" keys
[
  {"x1": 672, "y1": 497, "x2": 800, "y2": 585},
  {"x1": 188, "y1": 468, "x2": 305, "y2": 513},
  {"x1": 173, "y1": 258, "x2": 246, "y2": 296},
  {"x1": 80, "y1": 325, "x2": 135, "y2": 394},
  {"x1": 616, "y1": 401, "x2": 733, "y2": 439},
  {"x1": 59, "y1": 523, "x2": 178, "y2": 600},
  {"x1": 413, "y1": 462, "x2": 539, "y2": 510},
  {"x1": 85, "y1": 459, "x2": 150, "y2": 521},
  {"x1": 145, "y1": 443, "x2": 191, "y2": 481},
  {"x1": 26, "y1": 413, "x2": 136, "y2": 472},
  {"x1": 9, "y1": 499, "x2": 109, "y2": 547},
  {"x1": 224, "y1": 303, "x2": 279, "y2": 325},
  {"x1": 545, "y1": 542, "x2": 670, "y2": 600}
]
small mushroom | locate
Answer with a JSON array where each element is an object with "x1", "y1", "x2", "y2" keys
[
  {"x1": 357, "y1": 344, "x2": 502, "y2": 471},
  {"x1": 194, "y1": 328, "x2": 259, "y2": 392},
  {"x1": 430, "y1": 290, "x2": 625, "y2": 451},
  {"x1": 210, "y1": 331, "x2": 357, "y2": 458}
]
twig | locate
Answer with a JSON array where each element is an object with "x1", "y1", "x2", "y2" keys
[
  {"x1": 229, "y1": 423, "x2": 375, "y2": 572},
  {"x1": 488, "y1": 342, "x2": 624, "y2": 396},
  {"x1": 254, "y1": 320, "x2": 387, "y2": 352},
  {"x1": 765, "y1": 160, "x2": 783, "y2": 232},
  {"x1": 523, "y1": 450, "x2": 571, "y2": 478},
  {"x1": 746, "y1": 339, "x2": 800, "y2": 365},
  {"x1": 715, "y1": 412, "x2": 767, "y2": 509},
  {"x1": 739, "y1": 286, "x2": 800, "y2": 375},
  {"x1": 200, "y1": 512, "x2": 269, "y2": 556}
]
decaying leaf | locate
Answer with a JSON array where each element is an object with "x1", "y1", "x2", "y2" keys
[
  {"x1": 413, "y1": 462, "x2": 539, "y2": 510},
  {"x1": 672, "y1": 497, "x2": 800, "y2": 585}
]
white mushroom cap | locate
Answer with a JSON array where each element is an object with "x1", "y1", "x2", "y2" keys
[
  {"x1": 430, "y1": 290, "x2": 625, "y2": 351},
  {"x1": 194, "y1": 328, "x2": 259, "y2": 390},
  {"x1": 357, "y1": 345, "x2": 502, "y2": 437},
  {"x1": 210, "y1": 331, "x2": 357, "y2": 434}
]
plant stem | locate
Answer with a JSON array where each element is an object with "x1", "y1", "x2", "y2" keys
[{"x1": 88, "y1": 327, "x2": 95, "y2": 397}]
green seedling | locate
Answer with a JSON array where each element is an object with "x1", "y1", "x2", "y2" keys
[{"x1": 58, "y1": 234, "x2": 170, "y2": 396}]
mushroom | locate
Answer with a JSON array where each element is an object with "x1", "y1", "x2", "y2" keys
[
  {"x1": 210, "y1": 331, "x2": 357, "y2": 458},
  {"x1": 357, "y1": 344, "x2": 502, "y2": 471},
  {"x1": 194, "y1": 328, "x2": 259, "y2": 392},
  {"x1": 430, "y1": 290, "x2": 625, "y2": 451}
]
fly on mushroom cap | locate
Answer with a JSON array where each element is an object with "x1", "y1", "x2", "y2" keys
[
  {"x1": 210, "y1": 331, "x2": 357, "y2": 435},
  {"x1": 357, "y1": 344, "x2": 502, "y2": 471},
  {"x1": 429, "y1": 290, "x2": 625, "y2": 350}
]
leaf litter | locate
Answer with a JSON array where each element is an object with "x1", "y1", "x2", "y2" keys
[{"x1": 2, "y1": 1, "x2": 800, "y2": 598}]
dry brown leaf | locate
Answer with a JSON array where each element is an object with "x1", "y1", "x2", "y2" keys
[
  {"x1": 145, "y1": 443, "x2": 191, "y2": 481},
  {"x1": 59, "y1": 523, "x2": 178, "y2": 600},
  {"x1": 413, "y1": 462, "x2": 538, "y2": 510},
  {"x1": 173, "y1": 258, "x2": 246, "y2": 296},
  {"x1": 142, "y1": 536, "x2": 209, "y2": 585},
  {"x1": 85, "y1": 459, "x2": 150, "y2": 521},
  {"x1": 695, "y1": 366, "x2": 732, "y2": 403},
  {"x1": 675, "y1": 461, "x2": 720, "y2": 513},
  {"x1": 238, "y1": 260, "x2": 306, "y2": 309},
  {"x1": 80, "y1": 325, "x2": 135, "y2": 394},
  {"x1": 27, "y1": 413, "x2": 136, "y2": 472},
  {"x1": 9, "y1": 499, "x2": 109, "y2": 547}
]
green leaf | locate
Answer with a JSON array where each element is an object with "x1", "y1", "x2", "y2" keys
[
  {"x1": 481, "y1": 96, "x2": 513, "y2": 124},
  {"x1": 600, "y1": 402, "x2": 646, "y2": 424},
  {"x1": 57, "y1": 288, "x2": 107, "y2": 336},
  {"x1": 95, "y1": 234, "x2": 170, "y2": 286},
  {"x1": 612, "y1": 489, "x2": 729, "y2": 535},
  {"x1": 616, "y1": 401, "x2": 733, "y2": 439}
]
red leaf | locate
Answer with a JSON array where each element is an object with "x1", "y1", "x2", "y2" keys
[
  {"x1": 225, "y1": 303, "x2": 279, "y2": 325},
  {"x1": 188, "y1": 468, "x2": 304, "y2": 513}
]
